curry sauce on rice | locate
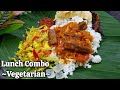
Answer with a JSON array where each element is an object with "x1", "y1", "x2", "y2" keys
[
  {"x1": 16, "y1": 11, "x2": 102, "y2": 79},
  {"x1": 48, "y1": 22, "x2": 94, "y2": 63}
]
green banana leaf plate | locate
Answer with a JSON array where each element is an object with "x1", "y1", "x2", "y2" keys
[{"x1": 0, "y1": 11, "x2": 120, "y2": 79}]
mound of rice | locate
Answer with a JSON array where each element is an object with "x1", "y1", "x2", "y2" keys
[{"x1": 46, "y1": 12, "x2": 102, "y2": 79}]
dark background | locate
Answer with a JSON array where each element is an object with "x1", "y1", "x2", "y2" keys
[
  {"x1": 106, "y1": 11, "x2": 120, "y2": 21},
  {"x1": 0, "y1": 11, "x2": 120, "y2": 79}
]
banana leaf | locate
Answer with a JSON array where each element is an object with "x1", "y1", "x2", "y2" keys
[
  {"x1": 0, "y1": 11, "x2": 120, "y2": 79},
  {"x1": 0, "y1": 23, "x2": 23, "y2": 35}
]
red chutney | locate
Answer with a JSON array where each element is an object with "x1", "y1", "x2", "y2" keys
[{"x1": 38, "y1": 18, "x2": 55, "y2": 28}]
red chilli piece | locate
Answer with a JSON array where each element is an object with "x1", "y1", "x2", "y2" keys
[
  {"x1": 33, "y1": 49, "x2": 39, "y2": 59},
  {"x1": 43, "y1": 50, "x2": 52, "y2": 55},
  {"x1": 41, "y1": 30, "x2": 47, "y2": 34},
  {"x1": 32, "y1": 36, "x2": 40, "y2": 41}
]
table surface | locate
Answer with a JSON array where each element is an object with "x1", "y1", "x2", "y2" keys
[{"x1": 0, "y1": 11, "x2": 120, "y2": 79}]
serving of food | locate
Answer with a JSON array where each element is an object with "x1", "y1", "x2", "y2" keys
[{"x1": 16, "y1": 11, "x2": 102, "y2": 79}]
